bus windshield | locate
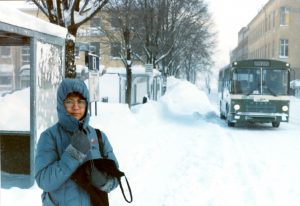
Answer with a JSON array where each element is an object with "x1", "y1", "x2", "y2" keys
[
  {"x1": 263, "y1": 69, "x2": 288, "y2": 95},
  {"x1": 232, "y1": 68, "x2": 288, "y2": 96}
]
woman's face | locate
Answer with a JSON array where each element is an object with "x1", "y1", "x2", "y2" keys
[{"x1": 64, "y1": 92, "x2": 87, "y2": 120}]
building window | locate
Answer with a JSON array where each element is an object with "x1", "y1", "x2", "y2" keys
[
  {"x1": 110, "y1": 16, "x2": 121, "y2": 30},
  {"x1": 272, "y1": 40, "x2": 275, "y2": 58},
  {"x1": 268, "y1": 15, "x2": 271, "y2": 31},
  {"x1": 90, "y1": 17, "x2": 101, "y2": 28},
  {"x1": 89, "y1": 42, "x2": 100, "y2": 56},
  {"x1": 279, "y1": 39, "x2": 288, "y2": 58},
  {"x1": 280, "y1": 7, "x2": 289, "y2": 26},
  {"x1": 265, "y1": 16, "x2": 268, "y2": 32},
  {"x1": 89, "y1": 17, "x2": 102, "y2": 36},
  {"x1": 0, "y1": 46, "x2": 11, "y2": 57},
  {"x1": 272, "y1": 11, "x2": 276, "y2": 28},
  {"x1": 75, "y1": 46, "x2": 80, "y2": 58},
  {"x1": 21, "y1": 46, "x2": 30, "y2": 65},
  {"x1": 110, "y1": 43, "x2": 121, "y2": 58},
  {"x1": 270, "y1": 11, "x2": 275, "y2": 28}
]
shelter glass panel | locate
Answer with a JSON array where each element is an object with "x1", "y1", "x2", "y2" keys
[{"x1": 35, "y1": 41, "x2": 64, "y2": 140}]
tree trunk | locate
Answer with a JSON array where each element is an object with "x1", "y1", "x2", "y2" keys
[
  {"x1": 65, "y1": 26, "x2": 78, "y2": 78},
  {"x1": 124, "y1": 28, "x2": 132, "y2": 107},
  {"x1": 65, "y1": 38, "x2": 76, "y2": 78},
  {"x1": 126, "y1": 64, "x2": 132, "y2": 107}
]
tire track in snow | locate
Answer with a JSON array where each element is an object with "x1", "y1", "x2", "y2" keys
[{"x1": 220, "y1": 129, "x2": 278, "y2": 206}]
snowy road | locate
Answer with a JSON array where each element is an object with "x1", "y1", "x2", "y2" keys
[{"x1": 101, "y1": 93, "x2": 300, "y2": 206}]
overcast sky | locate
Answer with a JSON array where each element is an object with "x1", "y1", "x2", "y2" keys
[{"x1": 208, "y1": 0, "x2": 269, "y2": 69}]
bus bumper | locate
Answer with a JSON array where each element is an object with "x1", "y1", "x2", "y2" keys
[{"x1": 230, "y1": 112, "x2": 289, "y2": 123}]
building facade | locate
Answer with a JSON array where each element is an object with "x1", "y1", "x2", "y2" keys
[{"x1": 231, "y1": 0, "x2": 300, "y2": 79}]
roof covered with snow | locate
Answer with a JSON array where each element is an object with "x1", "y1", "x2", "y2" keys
[{"x1": 0, "y1": 7, "x2": 68, "y2": 39}]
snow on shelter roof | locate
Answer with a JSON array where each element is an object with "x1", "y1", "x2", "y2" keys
[{"x1": 0, "y1": 7, "x2": 68, "y2": 39}]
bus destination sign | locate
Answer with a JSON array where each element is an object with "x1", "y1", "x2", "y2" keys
[{"x1": 253, "y1": 60, "x2": 270, "y2": 67}]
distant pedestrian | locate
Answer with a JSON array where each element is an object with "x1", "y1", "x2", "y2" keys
[
  {"x1": 35, "y1": 78, "x2": 119, "y2": 206},
  {"x1": 142, "y1": 95, "x2": 148, "y2": 104}
]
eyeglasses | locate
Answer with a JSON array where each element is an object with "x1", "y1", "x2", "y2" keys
[{"x1": 64, "y1": 99, "x2": 86, "y2": 108}]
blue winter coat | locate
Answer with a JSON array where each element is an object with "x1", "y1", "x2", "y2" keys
[{"x1": 35, "y1": 78, "x2": 119, "y2": 206}]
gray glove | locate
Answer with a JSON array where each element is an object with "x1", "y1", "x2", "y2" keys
[
  {"x1": 91, "y1": 167, "x2": 108, "y2": 189},
  {"x1": 70, "y1": 129, "x2": 90, "y2": 154}
]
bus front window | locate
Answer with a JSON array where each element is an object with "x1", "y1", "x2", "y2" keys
[
  {"x1": 232, "y1": 68, "x2": 260, "y2": 95},
  {"x1": 263, "y1": 69, "x2": 288, "y2": 95}
]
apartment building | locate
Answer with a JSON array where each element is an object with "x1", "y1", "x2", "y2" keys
[
  {"x1": 75, "y1": 12, "x2": 128, "y2": 69},
  {"x1": 231, "y1": 0, "x2": 300, "y2": 79}
]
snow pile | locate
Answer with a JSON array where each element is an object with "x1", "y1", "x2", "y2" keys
[
  {"x1": 159, "y1": 77, "x2": 215, "y2": 117},
  {"x1": 133, "y1": 77, "x2": 217, "y2": 125},
  {"x1": 158, "y1": 77, "x2": 215, "y2": 120}
]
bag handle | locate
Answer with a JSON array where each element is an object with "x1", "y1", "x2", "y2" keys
[
  {"x1": 118, "y1": 176, "x2": 133, "y2": 203},
  {"x1": 95, "y1": 129, "x2": 133, "y2": 203}
]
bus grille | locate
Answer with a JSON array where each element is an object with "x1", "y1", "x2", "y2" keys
[{"x1": 245, "y1": 103, "x2": 276, "y2": 113}]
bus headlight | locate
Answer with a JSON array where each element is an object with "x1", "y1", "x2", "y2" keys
[
  {"x1": 282, "y1": 105, "x2": 289, "y2": 112},
  {"x1": 234, "y1": 104, "x2": 240, "y2": 111}
]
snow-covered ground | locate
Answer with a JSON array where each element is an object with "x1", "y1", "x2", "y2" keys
[{"x1": 1, "y1": 77, "x2": 300, "y2": 206}]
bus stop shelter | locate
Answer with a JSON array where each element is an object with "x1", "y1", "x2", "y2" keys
[{"x1": 0, "y1": 7, "x2": 68, "y2": 188}]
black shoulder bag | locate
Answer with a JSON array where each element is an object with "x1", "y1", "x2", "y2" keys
[
  {"x1": 95, "y1": 129, "x2": 133, "y2": 204},
  {"x1": 71, "y1": 129, "x2": 133, "y2": 206}
]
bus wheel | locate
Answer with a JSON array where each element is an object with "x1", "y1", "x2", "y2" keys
[
  {"x1": 227, "y1": 121, "x2": 235, "y2": 127},
  {"x1": 220, "y1": 108, "x2": 225, "y2": 119},
  {"x1": 220, "y1": 113, "x2": 226, "y2": 120},
  {"x1": 272, "y1": 121, "x2": 280, "y2": 128},
  {"x1": 219, "y1": 103, "x2": 225, "y2": 119}
]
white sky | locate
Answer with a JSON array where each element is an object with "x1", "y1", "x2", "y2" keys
[{"x1": 208, "y1": 0, "x2": 269, "y2": 68}]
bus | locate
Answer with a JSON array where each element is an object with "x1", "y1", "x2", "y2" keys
[{"x1": 218, "y1": 59, "x2": 292, "y2": 128}]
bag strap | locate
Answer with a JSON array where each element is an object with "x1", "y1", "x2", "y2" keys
[
  {"x1": 95, "y1": 129, "x2": 105, "y2": 157},
  {"x1": 95, "y1": 129, "x2": 133, "y2": 203}
]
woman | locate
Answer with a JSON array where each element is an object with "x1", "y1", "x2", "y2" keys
[{"x1": 35, "y1": 78, "x2": 119, "y2": 206}]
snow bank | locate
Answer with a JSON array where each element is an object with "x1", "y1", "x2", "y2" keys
[
  {"x1": 159, "y1": 77, "x2": 215, "y2": 116},
  {"x1": 0, "y1": 88, "x2": 30, "y2": 131},
  {"x1": 161, "y1": 77, "x2": 213, "y2": 114},
  {"x1": 132, "y1": 77, "x2": 218, "y2": 126}
]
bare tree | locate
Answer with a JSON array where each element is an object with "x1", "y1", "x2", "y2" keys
[
  {"x1": 31, "y1": 0, "x2": 109, "y2": 78},
  {"x1": 136, "y1": 0, "x2": 216, "y2": 83},
  {"x1": 102, "y1": 0, "x2": 139, "y2": 107},
  {"x1": 93, "y1": 0, "x2": 214, "y2": 104},
  {"x1": 136, "y1": 0, "x2": 170, "y2": 71}
]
